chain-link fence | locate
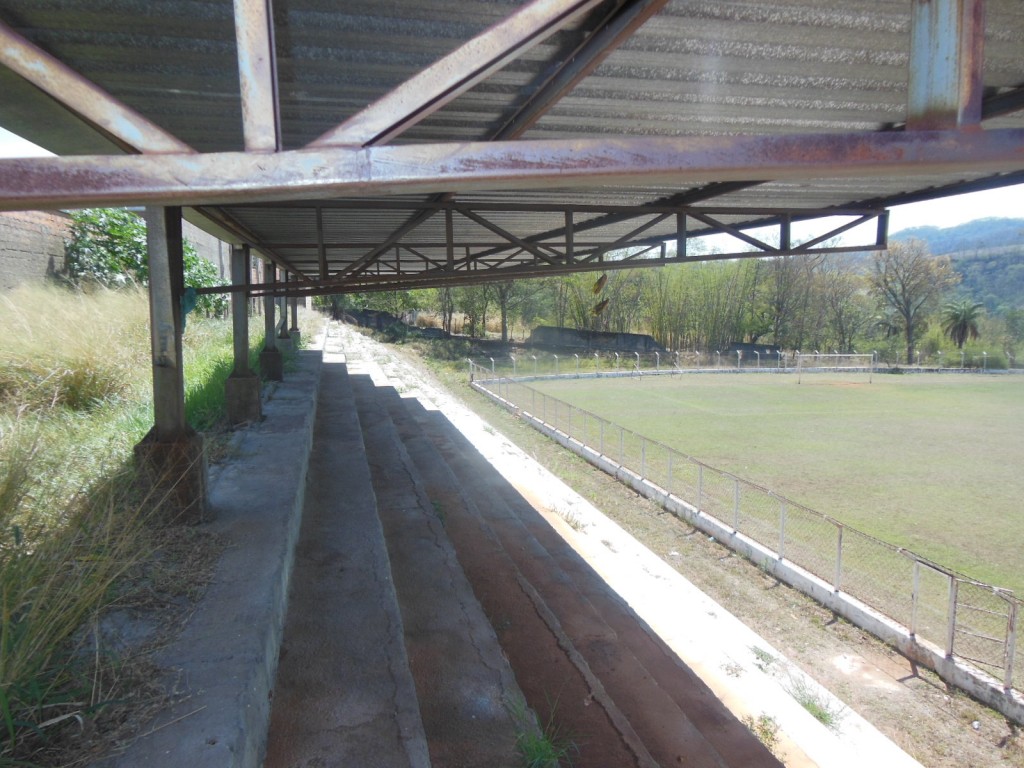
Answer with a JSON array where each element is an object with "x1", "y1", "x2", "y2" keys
[{"x1": 471, "y1": 362, "x2": 1022, "y2": 700}]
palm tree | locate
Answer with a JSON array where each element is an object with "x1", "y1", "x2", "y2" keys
[{"x1": 941, "y1": 299, "x2": 984, "y2": 349}]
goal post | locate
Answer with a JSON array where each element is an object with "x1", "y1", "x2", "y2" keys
[{"x1": 796, "y1": 353, "x2": 875, "y2": 384}]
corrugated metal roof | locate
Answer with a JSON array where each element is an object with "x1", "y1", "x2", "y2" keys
[{"x1": 1, "y1": 0, "x2": 1022, "y2": 288}]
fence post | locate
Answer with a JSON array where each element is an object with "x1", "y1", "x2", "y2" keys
[
  {"x1": 600, "y1": 420, "x2": 605, "y2": 454},
  {"x1": 946, "y1": 577, "x2": 959, "y2": 658},
  {"x1": 667, "y1": 453, "x2": 673, "y2": 494},
  {"x1": 532, "y1": 387, "x2": 536, "y2": 414},
  {"x1": 542, "y1": 393, "x2": 547, "y2": 423},
  {"x1": 1003, "y1": 598, "x2": 1017, "y2": 691},
  {"x1": 567, "y1": 405, "x2": 571, "y2": 435},
  {"x1": 834, "y1": 525, "x2": 844, "y2": 592},
  {"x1": 911, "y1": 560, "x2": 921, "y2": 637},
  {"x1": 641, "y1": 438, "x2": 646, "y2": 477},
  {"x1": 733, "y1": 478, "x2": 741, "y2": 531},
  {"x1": 697, "y1": 463, "x2": 703, "y2": 511},
  {"x1": 618, "y1": 428, "x2": 624, "y2": 464},
  {"x1": 778, "y1": 500, "x2": 787, "y2": 560}
]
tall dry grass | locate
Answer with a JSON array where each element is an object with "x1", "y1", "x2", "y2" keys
[
  {"x1": 0, "y1": 284, "x2": 270, "y2": 763},
  {"x1": 0, "y1": 286, "x2": 150, "y2": 413}
]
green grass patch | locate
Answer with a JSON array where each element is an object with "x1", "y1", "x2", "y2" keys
[{"x1": 529, "y1": 372, "x2": 1024, "y2": 593}]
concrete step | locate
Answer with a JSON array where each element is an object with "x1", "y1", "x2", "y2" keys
[
  {"x1": 403, "y1": 396, "x2": 782, "y2": 768},
  {"x1": 376, "y1": 387, "x2": 645, "y2": 768},
  {"x1": 351, "y1": 375, "x2": 523, "y2": 768},
  {"x1": 264, "y1": 361, "x2": 430, "y2": 768}
]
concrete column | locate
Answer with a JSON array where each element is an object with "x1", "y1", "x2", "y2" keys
[
  {"x1": 259, "y1": 264, "x2": 284, "y2": 380},
  {"x1": 276, "y1": 270, "x2": 293, "y2": 351},
  {"x1": 225, "y1": 244, "x2": 262, "y2": 425},
  {"x1": 289, "y1": 293, "x2": 301, "y2": 350},
  {"x1": 134, "y1": 206, "x2": 208, "y2": 523}
]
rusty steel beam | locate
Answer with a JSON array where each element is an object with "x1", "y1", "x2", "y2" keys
[
  {"x1": 327, "y1": 0, "x2": 660, "y2": 276},
  {"x1": 492, "y1": 0, "x2": 670, "y2": 139},
  {"x1": 907, "y1": 0, "x2": 985, "y2": 131},
  {"x1": 0, "y1": 19, "x2": 193, "y2": 155},
  {"x1": 195, "y1": 208, "x2": 888, "y2": 298},
  {"x1": 187, "y1": 205, "x2": 311, "y2": 280},
  {"x1": 983, "y1": 86, "x2": 1024, "y2": 121},
  {"x1": 2, "y1": 129, "x2": 1023, "y2": 211},
  {"x1": 215, "y1": 239, "x2": 886, "y2": 298},
  {"x1": 455, "y1": 206, "x2": 563, "y2": 265},
  {"x1": 308, "y1": 0, "x2": 606, "y2": 148},
  {"x1": 233, "y1": 0, "x2": 282, "y2": 152}
]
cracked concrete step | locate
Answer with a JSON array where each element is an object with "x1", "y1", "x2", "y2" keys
[
  {"x1": 404, "y1": 397, "x2": 782, "y2": 768},
  {"x1": 377, "y1": 387, "x2": 646, "y2": 768},
  {"x1": 351, "y1": 375, "x2": 523, "y2": 768},
  {"x1": 264, "y1": 361, "x2": 430, "y2": 768}
]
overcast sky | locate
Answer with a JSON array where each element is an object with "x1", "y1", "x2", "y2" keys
[{"x1": 1, "y1": 125, "x2": 1021, "y2": 234}]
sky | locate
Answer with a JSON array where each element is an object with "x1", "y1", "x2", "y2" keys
[{"x1": 1, "y1": 125, "x2": 1022, "y2": 234}]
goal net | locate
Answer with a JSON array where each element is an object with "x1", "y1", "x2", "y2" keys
[{"x1": 796, "y1": 353, "x2": 874, "y2": 383}]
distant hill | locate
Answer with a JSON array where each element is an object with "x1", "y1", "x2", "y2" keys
[
  {"x1": 890, "y1": 217, "x2": 1024, "y2": 255},
  {"x1": 891, "y1": 217, "x2": 1024, "y2": 310}
]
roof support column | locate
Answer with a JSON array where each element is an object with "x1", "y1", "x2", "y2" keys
[
  {"x1": 134, "y1": 206, "x2": 208, "y2": 523},
  {"x1": 277, "y1": 271, "x2": 292, "y2": 350},
  {"x1": 288, "y1": 290, "x2": 300, "y2": 349},
  {"x1": 907, "y1": 0, "x2": 985, "y2": 130},
  {"x1": 260, "y1": 265, "x2": 284, "y2": 381},
  {"x1": 225, "y1": 244, "x2": 262, "y2": 425}
]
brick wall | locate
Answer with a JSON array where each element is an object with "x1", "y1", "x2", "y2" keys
[
  {"x1": 0, "y1": 210, "x2": 228, "y2": 292},
  {"x1": 0, "y1": 209, "x2": 71, "y2": 291}
]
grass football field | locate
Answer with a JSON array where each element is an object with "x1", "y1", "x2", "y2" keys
[{"x1": 530, "y1": 372, "x2": 1024, "y2": 594}]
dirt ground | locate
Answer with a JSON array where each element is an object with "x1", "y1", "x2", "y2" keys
[{"x1": 391, "y1": 341, "x2": 1023, "y2": 768}]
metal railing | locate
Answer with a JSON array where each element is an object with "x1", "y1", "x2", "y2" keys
[{"x1": 468, "y1": 361, "x2": 1023, "y2": 704}]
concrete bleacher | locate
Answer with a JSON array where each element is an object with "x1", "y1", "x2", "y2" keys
[{"x1": 101, "y1": 325, "x2": 787, "y2": 767}]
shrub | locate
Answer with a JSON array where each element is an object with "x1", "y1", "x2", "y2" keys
[{"x1": 64, "y1": 208, "x2": 227, "y2": 316}]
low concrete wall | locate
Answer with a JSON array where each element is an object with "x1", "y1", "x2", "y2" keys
[
  {"x1": 472, "y1": 381, "x2": 1024, "y2": 726},
  {"x1": 0, "y1": 209, "x2": 69, "y2": 290},
  {"x1": 100, "y1": 351, "x2": 323, "y2": 768},
  {"x1": 0, "y1": 209, "x2": 227, "y2": 292}
]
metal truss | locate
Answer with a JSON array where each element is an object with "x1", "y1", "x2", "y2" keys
[{"x1": 193, "y1": 203, "x2": 888, "y2": 298}]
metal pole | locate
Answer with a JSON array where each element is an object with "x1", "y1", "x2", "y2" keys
[
  {"x1": 834, "y1": 525, "x2": 844, "y2": 592},
  {"x1": 144, "y1": 206, "x2": 187, "y2": 440},
  {"x1": 600, "y1": 419, "x2": 605, "y2": 454},
  {"x1": 619, "y1": 428, "x2": 624, "y2": 464},
  {"x1": 641, "y1": 438, "x2": 646, "y2": 477},
  {"x1": 911, "y1": 560, "x2": 921, "y2": 637},
  {"x1": 946, "y1": 577, "x2": 959, "y2": 657},
  {"x1": 779, "y1": 500, "x2": 787, "y2": 560},
  {"x1": 667, "y1": 452, "x2": 673, "y2": 494},
  {"x1": 733, "y1": 478, "x2": 740, "y2": 531},
  {"x1": 1004, "y1": 599, "x2": 1018, "y2": 691},
  {"x1": 697, "y1": 463, "x2": 703, "y2": 511},
  {"x1": 230, "y1": 244, "x2": 250, "y2": 376}
]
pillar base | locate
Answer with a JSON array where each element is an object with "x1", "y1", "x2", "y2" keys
[
  {"x1": 259, "y1": 347, "x2": 284, "y2": 381},
  {"x1": 134, "y1": 428, "x2": 208, "y2": 525},
  {"x1": 225, "y1": 371, "x2": 263, "y2": 425},
  {"x1": 288, "y1": 329, "x2": 301, "y2": 349}
]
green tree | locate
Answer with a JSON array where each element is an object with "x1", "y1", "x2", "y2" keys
[
  {"x1": 64, "y1": 208, "x2": 227, "y2": 316},
  {"x1": 869, "y1": 240, "x2": 958, "y2": 364},
  {"x1": 941, "y1": 299, "x2": 984, "y2": 349}
]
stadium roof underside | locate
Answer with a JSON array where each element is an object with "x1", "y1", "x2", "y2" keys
[{"x1": 1, "y1": 0, "x2": 1023, "y2": 298}]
